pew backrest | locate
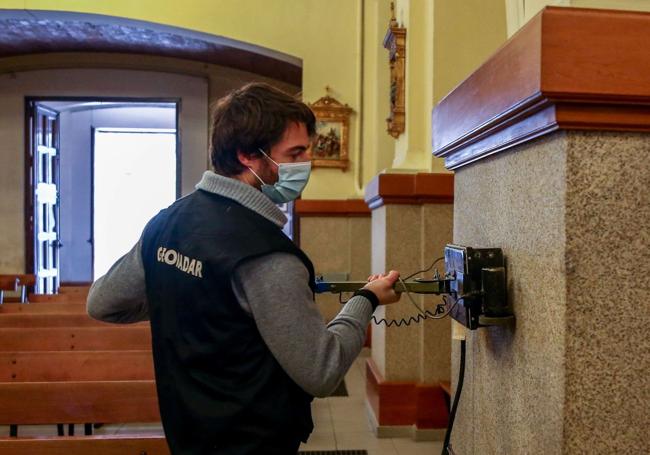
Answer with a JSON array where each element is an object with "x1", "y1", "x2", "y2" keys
[
  {"x1": 0, "y1": 313, "x2": 125, "y2": 328},
  {"x1": 0, "y1": 302, "x2": 88, "y2": 314},
  {"x1": 0, "y1": 380, "x2": 160, "y2": 424},
  {"x1": 0, "y1": 276, "x2": 19, "y2": 304},
  {"x1": 0, "y1": 350, "x2": 155, "y2": 381},
  {"x1": 0, "y1": 435, "x2": 170, "y2": 455},
  {"x1": 28, "y1": 294, "x2": 87, "y2": 303},
  {"x1": 0, "y1": 326, "x2": 152, "y2": 351}
]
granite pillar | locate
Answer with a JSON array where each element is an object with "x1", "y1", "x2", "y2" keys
[
  {"x1": 431, "y1": 7, "x2": 650, "y2": 454},
  {"x1": 451, "y1": 131, "x2": 650, "y2": 454}
]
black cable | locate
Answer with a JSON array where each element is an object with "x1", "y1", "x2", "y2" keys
[
  {"x1": 442, "y1": 338, "x2": 466, "y2": 455},
  {"x1": 403, "y1": 256, "x2": 444, "y2": 281},
  {"x1": 370, "y1": 296, "x2": 462, "y2": 327}
]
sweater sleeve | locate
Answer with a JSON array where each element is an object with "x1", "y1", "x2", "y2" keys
[
  {"x1": 86, "y1": 238, "x2": 149, "y2": 323},
  {"x1": 231, "y1": 252, "x2": 373, "y2": 398}
]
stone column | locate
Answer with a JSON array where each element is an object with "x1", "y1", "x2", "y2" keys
[
  {"x1": 363, "y1": 172, "x2": 454, "y2": 439},
  {"x1": 295, "y1": 200, "x2": 371, "y2": 323},
  {"x1": 432, "y1": 7, "x2": 650, "y2": 454}
]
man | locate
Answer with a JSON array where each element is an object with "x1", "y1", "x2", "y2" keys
[{"x1": 87, "y1": 82, "x2": 401, "y2": 455}]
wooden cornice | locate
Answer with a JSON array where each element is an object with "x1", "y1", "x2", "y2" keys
[
  {"x1": 364, "y1": 173, "x2": 454, "y2": 210},
  {"x1": 294, "y1": 199, "x2": 370, "y2": 217},
  {"x1": 432, "y1": 7, "x2": 650, "y2": 170}
]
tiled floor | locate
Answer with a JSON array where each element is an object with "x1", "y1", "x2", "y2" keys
[
  {"x1": 0, "y1": 349, "x2": 444, "y2": 455},
  {"x1": 299, "y1": 348, "x2": 444, "y2": 455}
]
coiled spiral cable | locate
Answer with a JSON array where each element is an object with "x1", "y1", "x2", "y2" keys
[{"x1": 339, "y1": 257, "x2": 464, "y2": 327}]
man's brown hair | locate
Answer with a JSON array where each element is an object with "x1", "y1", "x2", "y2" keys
[{"x1": 209, "y1": 82, "x2": 316, "y2": 176}]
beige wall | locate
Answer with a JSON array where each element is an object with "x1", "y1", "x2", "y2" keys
[
  {"x1": 299, "y1": 216, "x2": 372, "y2": 322},
  {"x1": 0, "y1": 68, "x2": 208, "y2": 273}
]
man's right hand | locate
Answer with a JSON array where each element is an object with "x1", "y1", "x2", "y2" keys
[{"x1": 363, "y1": 270, "x2": 401, "y2": 305}]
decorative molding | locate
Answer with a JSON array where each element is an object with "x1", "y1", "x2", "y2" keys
[
  {"x1": 383, "y1": 2, "x2": 406, "y2": 138},
  {"x1": 432, "y1": 7, "x2": 650, "y2": 170},
  {"x1": 364, "y1": 173, "x2": 454, "y2": 210},
  {"x1": 366, "y1": 359, "x2": 448, "y2": 429},
  {"x1": 0, "y1": 10, "x2": 301, "y2": 85},
  {"x1": 294, "y1": 199, "x2": 370, "y2": 217}
]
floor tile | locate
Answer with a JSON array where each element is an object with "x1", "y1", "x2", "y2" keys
[
  {"x1": 391, "y1": 437, "x2": 444, "y2": 455},
  {"x1": 300, "y1": 428, "x2": 337, "y2": 451},
  {"x1": 335, "y1": 431, "x2": 398, "y2": 455}
]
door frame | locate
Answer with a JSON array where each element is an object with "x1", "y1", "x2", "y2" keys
[{"x1": 24, "y1": 96, "x2": 181, "y2": 287}]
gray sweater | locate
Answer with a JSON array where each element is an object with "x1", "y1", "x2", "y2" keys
[{"x1": 87, "y1": 170, "x2": 373, "y2": 398}]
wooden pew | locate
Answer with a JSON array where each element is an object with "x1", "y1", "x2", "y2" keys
[
  {"x1": 0, "y1": 350, "x2": 154, "y2": 381},
  {"x1": 0, "y1": 380, "x2": 161, "y2": 425},
  {"x1": 0, "y1": 314, "x2": 123, "y2": 328},
  {"x1": 28, "y1": 293, "x2": 88, "y2": 304},
  {"x1": 0, "y1": 327, "x2": 151, "y2": 351},
  {"x1": 0, "y1": 276, "x2": 18, "y2": 304},
  {"x1": 0, "y1": 302, "x2": 87, "y2": 314},
  {"x1": 16, "y1": 275, "x2": 36, "y2": 303},
  {"x1": 0, "y1": 435, "x2": 170, "y2": 455},
  {"x1": 59, "y1": 285, "x2": 90, "y2": 296}
]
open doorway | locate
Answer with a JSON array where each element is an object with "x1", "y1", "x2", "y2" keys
[
  {"x1": 93, "y1": 127, "x2": 177, "y2": 279},
  {"x1": 26, "y1": 99, "x2": 179, "y2": 292}
]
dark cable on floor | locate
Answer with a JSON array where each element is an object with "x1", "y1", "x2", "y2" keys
[{"x1": 442, "y1": 338, "x2": 466, "y2": 455}]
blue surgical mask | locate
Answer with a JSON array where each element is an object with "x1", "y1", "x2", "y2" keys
[{"x1": 248, "y1": 149, "x2": 311, "y2": 204}]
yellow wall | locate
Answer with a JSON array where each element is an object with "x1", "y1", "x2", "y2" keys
[
  {"x1": 0, "y1": 0, "x2": 512, "y2": 194},
  {"x1": 431, "y1": 0, "x2": 507, "y2": 172},
  {"x1": 383, "y1": 0, "x2": 507, "y2": 174},
  {"x1": 0, "y1": 0, "x2": 368, "y2": 198}
]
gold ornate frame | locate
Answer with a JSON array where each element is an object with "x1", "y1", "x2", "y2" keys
[
  {"x1": 308, "y1": 94, "x2": 352, "y2": 170},
  {"x1": 383, "y1": 2, "x2": 406, "y2": 138}
]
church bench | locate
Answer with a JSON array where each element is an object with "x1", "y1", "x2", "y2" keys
[
  {"x1": 0, "y1": 380, "x2": 161, "y2": 426},
  {"x1": 58, "y1": 285, "x2": 91, "y2": 296},
  {"x1": 0, "y1": 274, "x2": 36, "y2": 303},
  {"x1": 28, "y1": 293, "x2": 88, "y2": 303},
  {"x1": 0, "y1": 313, "x2": 128, "y2": 328},
  {"x1": 0, "y1": 350, "x2": 154, "y2": 382},
  {"x1": 0, "y1": 434, "x2": 170, "y2": 455},
  {"x1": 0, "y1": 302, "x2": 88, "y2": 314},
  {"x1": 0, "y1": 326, "x2": 151, "y2": 351},
  {"x1": 0, "y1": 276, "x2": 18, "y2": 304}
]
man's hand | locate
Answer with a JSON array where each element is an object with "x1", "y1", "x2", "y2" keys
[{"x1": 363, "y1": 271, "x2": 401, "y2": 305}]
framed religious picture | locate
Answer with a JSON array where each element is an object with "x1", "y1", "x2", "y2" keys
[{"x1": 309, "y1": 91, "x2": 352, "y2": 170}]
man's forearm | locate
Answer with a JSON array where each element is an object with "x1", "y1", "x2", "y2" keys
[
  {"x1": 87, "y1": 239, "x2": 149, "y2": 323},
  {"x1": 232, "y1": 253, "x2": 373, "y2": 398}
]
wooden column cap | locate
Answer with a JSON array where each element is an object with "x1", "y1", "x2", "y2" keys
[
  {"x1": 294, "y1": 199, "x2": 371, "y2": 217},
  {"x1": 432, "y1": 6, "x2": 650, "y2": 170},
  {"x1": 364, "y1": 173, "x2": 454, "y2": 210}
]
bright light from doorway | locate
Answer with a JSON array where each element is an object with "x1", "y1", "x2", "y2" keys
[{"x1": 93, "y1": 128, "x2": 176, "y2": 279}]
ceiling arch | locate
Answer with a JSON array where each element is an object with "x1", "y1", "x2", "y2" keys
[{"x1": 0, "y1": 9, "x2": 302, "y2": 86}]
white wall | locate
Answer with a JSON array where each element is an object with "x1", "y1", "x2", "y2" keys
[
  {"x1": 57, "y1": 105, "x2": 176, "y2": 283},
  {"x1": 0, "y1": 68, "x2": 208, "y2": 274}
]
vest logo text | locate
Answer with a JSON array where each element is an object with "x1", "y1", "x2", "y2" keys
[{"x1": 157, "y1": 247, "x2": 203, "y2": 278}]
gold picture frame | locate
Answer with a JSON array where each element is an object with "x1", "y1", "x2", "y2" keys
[
  {"x1": 309, "y1": 93, "x2": 352, "y2": 170},
  {"x1": 383, "y1": 2, "x2": 406, "y2": 138}
]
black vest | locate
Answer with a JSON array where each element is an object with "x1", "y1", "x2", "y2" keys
[{"x1": 141, "y1": 189, "x2": 315, "y2": 455}]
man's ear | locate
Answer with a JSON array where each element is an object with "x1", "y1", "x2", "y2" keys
[{"x1": 237, "y1": 150, "x2": 257, "y2": 168}]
